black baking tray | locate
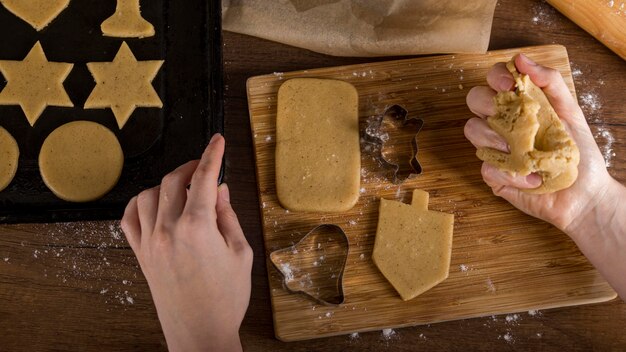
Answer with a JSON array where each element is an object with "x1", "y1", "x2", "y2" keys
[{"x1": 0, "y1": 0, "x2": 224, "y2": 223}]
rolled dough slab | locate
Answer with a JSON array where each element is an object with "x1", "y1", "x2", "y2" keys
[
  {"x1": 275, "y1": 78, "x2": 360, "y2": 212},
  {"x1": 0, "y1": 126, "x2": 19, "y2": 192},
  {"x1": 39, "y1": 121, "x2": 124, "y2": 202}
]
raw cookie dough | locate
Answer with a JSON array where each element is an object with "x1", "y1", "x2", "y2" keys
[
  {"x1": 373, "y1": 189, "x2": 454, "y2": 301},
  {"x1": 275, "y1": 78, "x2": 360, "y2": 212},
  {"x1": 101, "y1": 0, "x2": 155, "y2": 38},
  {"x1": 0, "y1": 41, "x2": 74, "y2": 126},
  {"x1": 0, "y1": 126, "x2": 19, "y2": 192},
  {"x1": 84, "y1": 42, "x2": 163, "y2": 129},
  {"x1": 39, "y1": 121, "x2": 124, "y2": 202},
  {"x1": 477, "y1": 59, "x2": 580, "y2": 194},
  {"x1": 1, "y1": 0, "x2": 70, "y2": 31}
]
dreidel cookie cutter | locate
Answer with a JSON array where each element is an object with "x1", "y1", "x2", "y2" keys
[
  {"x1": 269, "y1": 224, "x2": 349, "y2": 306},
  {"x1": 364, "y1": 104, "x2": 424, "y2": 183}
]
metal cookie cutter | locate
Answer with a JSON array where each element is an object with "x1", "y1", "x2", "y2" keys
[
  {"x1": 269, "y1": 224, "x2": 349, "y2": 306},
  {"x1": 364, "y1": 104, "x2": 424, "y2": 183}
]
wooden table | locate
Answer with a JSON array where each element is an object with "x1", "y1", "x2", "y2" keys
[{"x1": 1, "y1": 1, "x2": 625, "y2": 350}]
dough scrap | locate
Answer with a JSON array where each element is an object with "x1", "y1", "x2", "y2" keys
[
  {"x1": 101, "y1": 0, "x2": 155, "y2": 38},
  {"x1": 275, "y1": 78, "x2": 360, "y2": 213},
  {"x1": 0, "y1": 41, "x2": 74, "y2": 126},
  {"x1": 84, "y1": 42, "x2": 163, "y2": 129},
  {"x1": 0, "y1": 126, "x2": 19, "y2": 192},
  {"x1": 39, "y1": 121, "x2": 124, "y2": 202},
  {"x1": 1, "y1": 0, "x2": 70, "y2": 31},
  {"x1": 477, "y1": 59, "x2": 580, "y2": 194},
  {"x1": 372, "y1": 189, "x2": 454, "y2": 301}
]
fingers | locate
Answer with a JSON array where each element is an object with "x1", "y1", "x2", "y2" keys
[
  {"x1": 156, "y1": 160, "x2": 200, "y2": 226},
  {"x1": 184, "y1": 134, "x2": 225, "y2": 219},
  {"x1": 137, "y1": 186, "x2": 160, "y2": 238},
  {"x1": 215, "y1": 184, "x2": 250, "y2": 253},
  {"x1": 512, "y1": 54, "x2": 583, "y2": 125},
  {"x1": 466, "y1": 86, "x2": 497, "y2": 118},
  {"x1": 121, "y1": 196, "x2": 141, "y2": 252},
  {"x1": 486, "y1": 62, "x2": 516, "y2": 92},
  {"x1": 481, "y1": 162, "x2": 542, "y2": 190},
  {"x1": 464, "y1": 118, "x2": 509, "y2": 153}
]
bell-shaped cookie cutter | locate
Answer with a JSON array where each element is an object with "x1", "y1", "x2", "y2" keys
[
  {"x1": 364, "y1": 104, "x2": 424, "y2": 183},
  {"x1": 269, "y1": 224, "x2": 349, "y2": 306}
]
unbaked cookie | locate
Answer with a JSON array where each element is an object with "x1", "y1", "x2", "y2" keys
[
  {"x1": 39, "y1": 121, "x2": 124, "y2": 202},
  {"x1": 0, "y1": 126, "x2": 19, "y2": 192},
  {"x1": 477, "y1": 59, "x2": 580, "y2": 194},
  {"x1": 372, "y1": 189, "x2": 454, "y2": 301},
  {"x1": 101, "y1": 0, "x2": 155, "y2": 38},
  {"x1": 1, "y1": 0, "x2": 70, "y2": 31},
  {"x1": 84, "y1": 42, "x2": 163, "y2": 129},
  {"x1": 0, "y1": 41, "x2": 74, "y2": 126},
  {"x1": 275, "y1": 78, "x2": 360, "y2": 212}
]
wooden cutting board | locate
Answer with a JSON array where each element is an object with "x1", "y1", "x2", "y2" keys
[{"x1": 246, "y1": 44, "x2": 616, "y2": 342}]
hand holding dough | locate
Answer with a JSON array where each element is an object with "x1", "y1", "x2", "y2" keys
[{"x1": 476, "y1": 59, "x2": 580, "y2": 194}]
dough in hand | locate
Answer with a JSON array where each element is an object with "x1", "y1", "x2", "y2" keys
[
  {"x1": 39, "y1": 121, "x2": 124, "y2": 202},
  {"x1": 477, "y1": 59, "x2": 580, "y2": 194},
  {"x1": 0, "y1": 126, "x2": 19, "y2": 192}
]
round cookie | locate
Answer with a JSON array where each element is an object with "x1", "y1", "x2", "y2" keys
[
  {"x1": 39, "y1": 121, "x2": 124, "y2": 202},
  {"x1": 0, "y1": 126, "x2": 19, "y2": 192}
]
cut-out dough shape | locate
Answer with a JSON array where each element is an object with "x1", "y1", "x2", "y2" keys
[
  {"x1": 39, "y1": 121, "x2": 124, "y2": 203},
  {"x1": 372, "y1": 189, "x2": 454, "y2": 301},
  {"x1": 101, "y1": 0, "x2": 155, "y2": 38},
  {"x1": 0, "y1": 41, "x2": 74, "y2": 126},
  {"x1": 477, "y1": 59, "x2": 580, "y2": 194},
  {"x1": 84, "y1": 42, "x2": 164, "y2": 129},
  {"x1": 0, "y1": 0, "x2": 70, "y2": 31},
  {"x1": 0, "y1": 126, "x2": 19, "y2": 192}
]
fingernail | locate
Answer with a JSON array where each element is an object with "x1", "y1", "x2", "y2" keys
[
  {"x1": 519, "y1": 54, "x2": 537, "y2": 66},
  {"x1": 218, "y1": 183, "x2": 230, "y2": 202},
  {"x1": 209, "y1": 133, "x2": 222, "y2": 145},
  {"x1": 526, "y1": 173, "x2": 542, "y2": 188},
  {"x1": 499, "y1": 76, "x2": 515, "y2": 91}
]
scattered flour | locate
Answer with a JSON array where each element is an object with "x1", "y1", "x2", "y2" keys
[
  {"x1": 593, "y1": 126, "x2": 616, "y2": 168},
  {"x1": 505, "y1": 314, "x2": 521, "y2": 325},
  {"x1": 349, "y1": 332, "x2": 360, "y2": 340},
  {"x1": 459, "y1": 264, "x2": 469, "y2": 272},
  {"x1": 280, "y1": 263, "x2": 294, "y2": 282},
  {"x1": 381, "y1": 328, "x2": 397, "y2": 340},
  {"x1": 485, "y1": 278, "x2": 496, "y2": 293},
  {"x1": 503, "y1": 332, "x2": 514, "y2": 344},
  {"x1": 531, "y1": 1, "x2": 558, "y2": 27}
]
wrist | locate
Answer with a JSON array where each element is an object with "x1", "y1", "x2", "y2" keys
[{"x1": 564, "y1": 177, "x2": 624, "y2": 244}]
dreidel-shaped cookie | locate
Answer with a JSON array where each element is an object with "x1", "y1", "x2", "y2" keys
[{"x1": 372, "y1": 189, "x2": 454, "y2": 301}]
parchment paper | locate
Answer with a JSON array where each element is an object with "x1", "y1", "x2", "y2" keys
[{"x1": 222, "y1": 0, "x2": 498, "y2": 57}]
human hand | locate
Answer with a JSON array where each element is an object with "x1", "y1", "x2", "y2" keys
[
  {"x1": 121, "y1": 134, "x2": 252, "y2": 352},
  {"x1": 464, "y1": 54, "x2": 616, "y2": 234}
]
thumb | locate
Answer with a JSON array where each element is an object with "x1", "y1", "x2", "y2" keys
[
  {"x1": 513, "y1": 54, "x2": 584, "y2": 127},
  {"x1": 216, "y1": 183, "x2": 248, "y2": 251}
]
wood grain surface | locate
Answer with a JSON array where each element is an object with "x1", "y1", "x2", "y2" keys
[
  {"x1": 247, "y1": 45, "x2": 616, "y2": 342},
  {"x1": 1, "y1": 0, "x2": 626, "y2": 351},
  {"x1": 547, "y1": 0, "x2": 626, "y2": 60}
]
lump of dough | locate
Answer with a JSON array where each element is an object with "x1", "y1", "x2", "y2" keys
[{"x1": 477, "y1": 59, "x2": 580, "y2": 194}]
